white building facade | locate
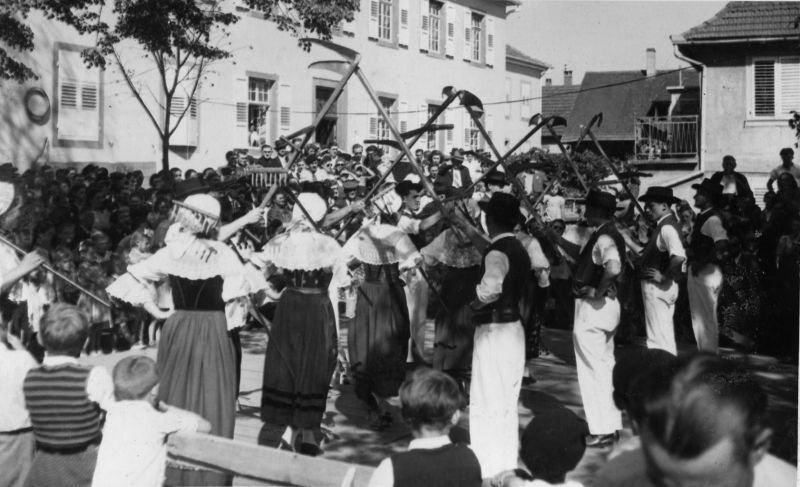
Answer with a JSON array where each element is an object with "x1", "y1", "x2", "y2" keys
[{"x1": 0, "y1": 0, "x2": 547, "y2": 172}]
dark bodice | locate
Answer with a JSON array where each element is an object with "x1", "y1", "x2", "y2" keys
[
  {"x1": 169, "y1": 275, "x2": 225, "y2": 311},
  {"x1": 282, "y1": 268, "x2": 333, "y2": 289},
  {"x1": 362, "y1": 263, "x2": 402, "y2": 283}
]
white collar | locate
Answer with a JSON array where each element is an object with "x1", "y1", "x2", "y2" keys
[
  {"x1": 656, "y1": 213, "x2": 671, "y2": 224},
  {"x1": 408, "y1": 435, "x2": 452, "y2": 451},
  {"x1": 43, "y1": 355, "x2": 79, "y2": 366},
  {"x1": 490, "y1": 232, "x2": 515, "y2": 243}
]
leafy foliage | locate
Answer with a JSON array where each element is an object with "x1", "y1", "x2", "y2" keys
[
  {"x1": 790, "y1": 111, "x2": 800, "y2": 148},
  {"x1": 244, "y1": 0, "x2": 360, "y2": 50}
]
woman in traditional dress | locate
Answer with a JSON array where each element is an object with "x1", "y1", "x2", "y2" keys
[
  {"x1": 421, "y1": 224, "x2": 482, "y2": 388},
  {"x1": 257, "y1": 192, "x2": 346, "y2": 456},
  {"x1": 107, "y1": 191, "x2": 257, "y2": 439},
  {"x1": 344, "y1": 222, "x2": 420, "y2": 429}
]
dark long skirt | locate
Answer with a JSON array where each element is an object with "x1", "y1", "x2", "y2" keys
[
  {"x1": 158, "y1": 310, "x2": 236, "y2": 438},
  {"x1": 261, "y1": 289, "x2": 337, "y2": 428},
  {"x1": 349, "y1": 279, "x2": 410, "y2": 406},
  {"x1": 432, "y1": 266, "x2": 480, "y2": 380}
]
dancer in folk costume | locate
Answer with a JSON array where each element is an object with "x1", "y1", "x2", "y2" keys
[
  {"x1": 257, "y1": 192, "x2": 347, "y2": 456},
  {"x1": 466, "y1": 192, "x2": 530, "y2": 478},
  {"x1": 107, "y1": 188, "x2": 260, "y2": 440},
  {"x1": 421, "y1": 202, "x2": 482, "y2": 387},
  {"x1": 344, "y1": 222, "x2": 420, "y2": 429}
]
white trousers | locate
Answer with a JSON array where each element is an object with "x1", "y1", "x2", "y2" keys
[
  {"x1": 573, "y1": 296, "x2": 622, "y2": 435},
  {"x1": 404, "y1": 269, "x2": 429, "y2": 361},
  {"x1": 470, "y1": 321, "x2": 525, "y2": 478},
  {"x1": 687, "y1": 264, "x2": 723, "y2": 353},
  {"x1": 641, "y1": 280, "x2": 679, "y2": 355}
]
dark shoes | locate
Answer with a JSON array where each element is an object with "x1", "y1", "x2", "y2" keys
[
  {"x1": 584, "y1": 432, "x2": 619, "y2": 448},
  {"x1": 368, "y1": 412, "x2": 394, "y2": 431},
  {"x1": 298, "y1": 443, "x2": 323, "y2": 457}
]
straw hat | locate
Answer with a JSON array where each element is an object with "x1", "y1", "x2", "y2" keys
[
  {"x1": 0, "y1": 181, "x2": 15, "y2": 216},
  {"x1": 291, "y1": 192, "x2": 328, "y2": 224},
  {"x1": 261, "y1": 228, "x2": 344, "y2": 271},
  {"x1": 344, "y1": 223, "x2": 419, "y2": 265}
]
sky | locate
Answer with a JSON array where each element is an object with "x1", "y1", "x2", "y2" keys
[{"x1": 506, "y1": 1, "x2": 727, "y2": 84}]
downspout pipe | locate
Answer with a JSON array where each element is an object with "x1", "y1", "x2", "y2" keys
[{"x1": 672, "y1": 40, "x2": 707, "y2": 174}]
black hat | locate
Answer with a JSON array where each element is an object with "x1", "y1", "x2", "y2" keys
[
  {"x1": 691, "y1": 178, "x2": 722, "y2": 198},
  {"x1": 274, "y1": 139, "x2": 288, "y2": 150},
  {"x1": 584, "y1": 188, "x2": 617, "y2": 215},
  {"x1": 483, "y1": 170, "x2": 508, "y2": 187},
  {"x1": 342, "y1": 180, "x2": 359, "y2": 192},
  {"x1": 450, "y1": 148, "x2": 465, "y2": 163},
  {"x1": 520, "y1": 407, "x2": 588, "y2": 483},
  {"x1": 638, "y1": 186, "x2": 680, "y2": 205},
  {"x1": 395, "y1": 180, "x2": 423, "y2": 197},
  {"x1": 174, "y1": 178, "x2": 210, "y2": 199},
  {"x1": 478, "y1": 192, "x2": 523, "y2": 227}
]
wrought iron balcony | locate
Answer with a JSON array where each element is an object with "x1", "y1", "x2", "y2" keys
[{"x1": 634, "y1": 115, "x2": 699, "y2": 162}]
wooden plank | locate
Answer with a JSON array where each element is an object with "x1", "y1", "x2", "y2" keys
[{"x1": 168, "y1": 432, "x2": 375, "y2": 487}]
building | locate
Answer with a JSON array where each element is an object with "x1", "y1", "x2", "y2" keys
[
  {"x1": 540, "y1": 69, "x2": 579, "y2": 152},
  {"x1": 0, "y1": 0, "x2": 549, "y2": 173},
  {"x1": 673, "y1": 1, "x2": 800, "y2": 199},
  {"x1": 503, "y1": 45, "x2": 550, "y2": 152}
]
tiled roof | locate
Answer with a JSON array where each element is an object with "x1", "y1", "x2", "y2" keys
[
  {"x1": 561, "y1": 69, "x2": 699, "y2": 142},
  {"x1": 542, "y1": 85, "x2": 579, "y2": 137},
  {"x1": 505, "y1": 45, "x2": 551, "y2": 70},
  {"x1": 675, "y1": 1, "x2": 800, "y2": 42}
]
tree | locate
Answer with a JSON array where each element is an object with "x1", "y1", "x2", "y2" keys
[{"x1": 2, "y1": 0, "x2": 360, "y2": 170}]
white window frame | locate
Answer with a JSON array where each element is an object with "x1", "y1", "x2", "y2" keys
[
  {"x1": 378, "y1": 0, "x2": 394, "y2": 42},
  {"x1": 471, "y1": 13, "x2": 483, "y2": 63},
  {"x1": 377, "y1": 96, "x2": 396, "y2": 140},
  {"x1": 520, "y1": 80, "x2": 532, "y2": 120},
  {"x1": 748, "y1": 56, "x2": 800, "y2": 120},
  {"x1": 428, "y1": 1, "x2": 442, "y2": 54},
  {"x1": 54, "y1": 43, "x2": 103, "y2": 148}
]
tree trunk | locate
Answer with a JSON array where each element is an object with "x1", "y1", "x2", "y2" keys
[{"x1": 161, "y1": 134, "x2": 170, "y2": 171}]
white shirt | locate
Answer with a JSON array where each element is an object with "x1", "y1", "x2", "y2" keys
[
  {"x1": 92, "y1": 401, "x2": 202, "y2": 487},
  {"x1": 368, "y1": 435, "x2": 454, "y2": 487},
  {"x1": 41, "y1": 355, "x2": 115, "y2": 411},
  {"x1": 720, "y1": 174, "x2": 738, "y2": 195},
  {"x1": 655, "y1": 214, "x2": 686, "y2": 259},
  {"x1": 0, "y1": 345, "x2": 37, "y2": 431},
  {"x1": 476, "y1": 233, "x2": 515, "y2": 303},
  {"x1": 397, "y1": 212, "x2": 422, "y2": 235},
  {"x1": 543, "y1": 194, "x2": 565, "y2": 222},
  {"x1": 523, "y1": 235, "x2": 551, "y2": 288},
  {"x1": 452, "y1": 168, "x2": 463, "y2": 188},
  {"x1": 591, "y1": 234, "x2": 621, "y2": 267}
]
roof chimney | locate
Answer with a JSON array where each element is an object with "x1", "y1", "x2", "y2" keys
[
  {"x1": 545, "y1": 78, "x2": 552, "y2": 87},
  {"x1": 646, "y1": 48, "x2": 656, "y2": 77},
  {"x1": 564, "y1": 68, "x2": 573, "y2": 86}
]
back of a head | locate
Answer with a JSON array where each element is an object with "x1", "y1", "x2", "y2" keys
[
  {"x1": 520, "y1": 407, "x2": 588, "y2": 483},
  {"x1": 113, "y1": 355, "x2": 159, "y2": 401},
  {"x1": 40, "y1": 303, "x2": 90, "y2": 356},
  {"x1": 640, "y1": 353, "x2": 768, "y2": 463},
  {"x1": 613, "y1": 347, "x2": 679, "y2": 424},
  {"x1": 400, "y1": 367, "x2": 465, "y2": 432}
]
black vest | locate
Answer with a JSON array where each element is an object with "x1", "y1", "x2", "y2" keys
[
  {"x1": 391, "y1": 443, "x2": 482, "y2": 487},
  {"x1": 474, "y1": 235, "x2": 530, "y2": 324},
  {"x1": 689, "y1": 209, "x2": 719, "y2": 266},
  {"x1": 573, "y1": 222, "x2": 626, "y2": 296},
  {"x1": 640, "y1": 214, "x2": 682, "y2": 275}
]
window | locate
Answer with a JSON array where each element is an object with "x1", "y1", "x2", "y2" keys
[
  {"x1": 427, "y1": 104, "x2": 439, "y2": 150},
  {"x1": 377, "y1": 96, "x2": 396, "y2": 140},
  {"x1": 378, "y1": 0, "x2": 393, "y2": 42},
  {"x1": 429, "y1": 1, "x2": 442, "y2": 53},
  {"x1": 466, "y1": 117, "x2": 480, "y2": 149},
  {"x1": 520, "y1": 80, "x2": 532, "y2": 119},
  {"x1": 751, "y1": 56, "x2": 800, "y2": 118},
  {"x1": 247, "y1": 77, "x2": 273, "y2": 146},
  {"x1": 55, "y1": 46, "x2": 102, "y2": 145},
  {"x1": 471, "y1": 13, "x2": 483, "y2": 63},
  {"x1": 505, "y1": 77, "x2": 512, "y2": 119}
]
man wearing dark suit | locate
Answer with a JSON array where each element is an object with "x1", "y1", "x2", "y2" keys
[{"x1": 439, "y1": 149, "x2": 473, "y2": 197}]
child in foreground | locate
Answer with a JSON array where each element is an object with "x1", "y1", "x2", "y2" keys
[
  {"x1": 368, "y1": 367, "x2": 481, "y2": 487},
  {"x1": 91, "y1": 355, "x2": 211, "y2": 487}
]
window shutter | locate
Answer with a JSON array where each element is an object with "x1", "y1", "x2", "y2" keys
[
  {"x1": 399, "y1": 0, "x2": 410, "y2": 47},
  {"x1": 486, "y1": 112, "x2": 494, "y2": 149},
  {"x1": 369, "y1": 0, "x2": 379, "y2": 39},
  {"x1": 753, "y1": 60, "x2": 775, "y2": 116},
  {"x1": 419, "y1": 0, "x2": 430, "y2": 52},
  {"x1": 445, "y1": 3, "x2": 455, "y2": 58},
  {"x1": 279, "y1": 81, "x2": 293, "y2": 132},
  {"x1": 485, "y1": 17, "x2": 495, "y2": 67},
  {"x1": 399, "y1": 101, "x2": 409, "y2": 133},
  {"x1": 463, "y1": 10, "x2": 472, "y2": 61},
  {"x1": 780, "y1": 57, "x2": 800, "y2": 114},
  {"x1": 462, "y1": 109, "x2": 471, "y2": 148},
  {"x1": 170, "y1": 95, "x2": 186, "y2": 117},
  {"x1": 56, "y1": 49, "x2": 100, "y2": 142},
  {"x1": 444, "y1": 108, "x2": 453, "y2": 151},
  {"x1": 369, "y1": 116, "x2": 378, "y2": 139},
  {"x1": 504, "y1": 77, "x2": 511, "y2": 118}
]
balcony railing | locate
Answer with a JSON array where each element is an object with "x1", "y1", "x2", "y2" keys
[{"x1": 634, "y1": 115, "x2": 698, "y2": 161}]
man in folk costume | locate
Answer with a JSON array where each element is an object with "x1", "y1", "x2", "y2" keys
[
  {"x1": 394, "y1": 180, "x2": 443, "y2": 364},
  {"x1": 555, "y1": 189, "x2": 625, "y2": 447},
  {"x1": 686, "y1": 178, "x2": 729, "y2": 353},
  {"x1": 620, "y1": 187, "x2": 686, "y2": 355},
  {"x1": 468, "y1": 192, "x2": 530, "y2": 478}
]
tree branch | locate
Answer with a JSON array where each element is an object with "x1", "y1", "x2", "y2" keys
[{"x1": 112, "y1": 47, "x2": 162, "y2": 134}]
